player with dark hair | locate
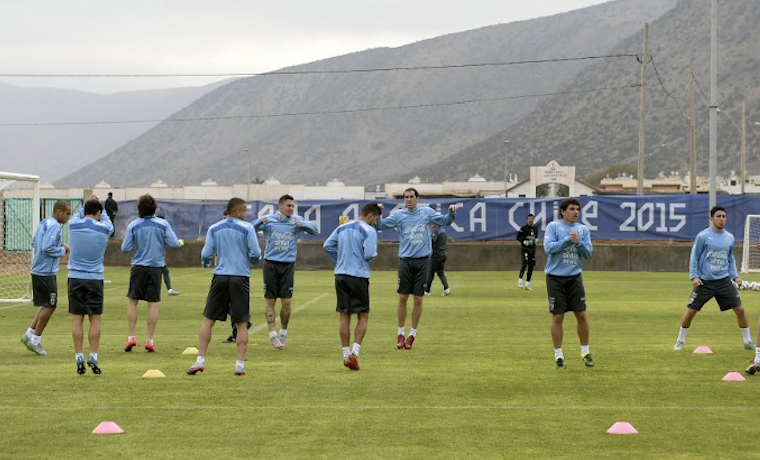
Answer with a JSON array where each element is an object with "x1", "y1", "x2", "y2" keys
[
  {"x1": 424, "y1": 223, "x2": 450, "y2": 296},
  {"x1": 544, "y1": 198, "x2": 593, "y2": 370},
  {"x1": 68, "y1": 196, "x2": 113, "y2": 374},
  {"x1": 21, "y1": 200, "x2": 71, "y2": 355},
  {"x1": 323, "y1": 202, "x2": 381, "y2": 370},
  {"x1": 187, "y1": 197, "x2": 261, "y2": 376},
  {"x1": 376, "y1": 187, "x2": 457, "y2": 350},
  {"x1": 254, "y1": 194, "x2": 318, "y2": 349},
  {"x1": 674, "y1": 205, "x2": 750, "y2": 352},
  {"x1": 517, "y1": 213, "x2": 539, "y2": 290},
  {"x1": 122, "y1": 194, "x2": 183, "y2": 353}
]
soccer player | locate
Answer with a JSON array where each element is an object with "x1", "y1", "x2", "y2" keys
[
  {"x1": 157, "y1": 214, "x2": 181, "y2": 296},
  {"x1": 121, "y1": 195, "x2": 183, "y2": 353},
  {"x1": 544, "y1": 198, "x2": 593, "y2": 370},
  {"x1": 21, "y1": 200, "x2": 71, "y2": 355},
  {"x1": 517, "y1": 213, "x2": 539, "y2": 290},
  {"x1": 253, "y1": 194, "x2": 318, "y2": 349},
  {"x1": 68, "y1": 196, "x2": 113, "y2": 375},
  {"x1": 104, "y1": 192, "x2": 118, "y2": 237},
  {"x1": 323, "y1": 203, "x2": 381, "y2": 370},
  {"x1": 376, "y1": 188, "x2": 457, "y2": 350},
  {"x1": 187, "y1": 197, "x2": 261, "y2": 376},
  {"x1": 674, "y1": 206, "x2": 751, "y2": 352},
  {"x1": 424, "y1": 223, "x2": 450, "y2": 296}
]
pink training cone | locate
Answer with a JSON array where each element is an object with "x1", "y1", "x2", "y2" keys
[
  {"x1": 722, "y1": 372, "x2": 746, "y2": 382},
  {"x1": 607, "y1": 422, "x2": 638, "y2": 435},
  {"x1": 92, "y1": 421, "x2": 124, "y2": 434},
  {"x1": 693, "y1": 346, "x2": 713, "y2": 354}
]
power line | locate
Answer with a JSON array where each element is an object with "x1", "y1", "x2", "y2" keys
[
  {"x1": 0, "y1": 83, "x2": 641, "y2": 127},
  {"x1": 691, "y1": 71, "x2": 743, "y2": 132},
  {"x1": 0, "y1": 54, "x2": 639, "y2": 78},
  {"x1": 649, "y1": 57, "x2": 689, "y2": 121}
]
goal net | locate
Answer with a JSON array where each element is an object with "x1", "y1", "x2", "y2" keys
[
  {"x1": 742, "y1": 214, "x2": 760, "y2": 273},
  {"x1": 0, "y1": 172, "x2": 40, "y2": 302}
]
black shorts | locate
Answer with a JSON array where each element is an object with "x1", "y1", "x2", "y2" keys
[
  {"x1": 521, "y1": 249, "x2": 536, "y2": 265},
  {"x1": 687, "y1": 277, "x2": 741, "y2": 311},
  {"x1": 127, "y1": 265, "x2": 162, "y2": 302},
  {"x1": 204, "y1": 275, "x2": 250, "y2": 323},
  {"x1": 335, "y1": 275, "x2": 370, "y2": 314},
  {"x1": 263, "y1": 260, "x2": 295, "y2": 299},
  {"x1": 68, "y1": 278, "x2": 104, "y2": 316},
  {"x1": 546, "y1": 274, "x2": 586, "y2": 315},
  {"x1": 32, "y1": 274, "x2": 58, "y2": 308},
  {"x1": 398, "y1": 257, "x2": 430, "y2": 297}
]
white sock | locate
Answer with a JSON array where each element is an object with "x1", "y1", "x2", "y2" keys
[
  {"x1": 677, "y1": 327, "x2": 688, "y2": 343},
  {"x1": 554, "y1": 348, "x2": 563, "y2": 359},
  {"x1": 75, "y1": 353, "x2": 84, "y2": 362},
  {"x1": 195, "y1": 356, "x2": 205, "y2": 367},
  {"x1": 342, "y1": 347, "x2": 350, "y2": 360},
  {"x1": 147, "y1": 338, "x2": 154, "y2": 344},
  {"x1": 397, "y1": 327, "x2": 405, "y2": 336},
  {"x1": 89, "y1": 352, "x2": 98, "y2": 361},
  {"x1": 279, "y1": 329, "x2": 287, "y2": 337},
  {"x1": 26, "y1": 327, "x2": 34, "y2": 336},
  {"x1": 755, "y1": 347, "x2": 760, "y2": 363},
  {"x1": 409, "y1": 328, "x2": 417, "y2": 337},
  {"x1": 741, "y1": 327, "x2": 752, "y2": 343},
  {"x1": 351, "y1": 343, "x2": 361, "y2": 357},
  {"x1": 526, "y1": 281, "x2": 531, "y2": 288},
  {"x1": 128, "y1": 335, "x2": 135, "y2": 341},
  {"x1": 31, "y1": 334, "x2": 41, "y2": 345},
  {"x1": 269, "y1": 330, "x2": 278, "y2": 339},
  {"x1": 235, "y1": 360, "x2": 245, "y2": 370},
  {"x1": 581, "y1": 345, "x2": 590, "y2": 356}
]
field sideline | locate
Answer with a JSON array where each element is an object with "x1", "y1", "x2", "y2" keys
[{"x1": 2, "y1": 268, "x2": 760, "y2": 459}]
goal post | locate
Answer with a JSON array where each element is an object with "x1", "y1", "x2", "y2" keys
[
  {"x1": 741, "y1": 214, "x2": 760, "y2": 274},
  {"x1": 0, "y1": 171, "x2": 41, "y2": 302}
]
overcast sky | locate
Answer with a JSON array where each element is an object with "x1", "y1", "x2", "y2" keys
[{"x1": 0, "y1": 0, "x2": 611, "y2": 94}]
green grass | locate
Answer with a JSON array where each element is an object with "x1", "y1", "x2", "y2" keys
[{"x1": 2, "y1": 268, "x2": 760, "y2": 459}]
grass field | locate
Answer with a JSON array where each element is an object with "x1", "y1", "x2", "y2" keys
[{"x1": 2, "y1": 268, "x2": 760, "y2": 459}]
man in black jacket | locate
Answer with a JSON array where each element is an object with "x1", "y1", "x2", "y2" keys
[
  {"x1": 425, "y1": 224, "x2": 450, "y2": 296},
  {"x1": 104, "y1": 192, "x2": 118, "y2": 238},
  {"x1": 516, "y1": 214, "x2": 539, "y2": 290}
]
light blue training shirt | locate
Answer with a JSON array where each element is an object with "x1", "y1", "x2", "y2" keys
[
  {"x1": 31, "y1": 216, "x2": 66, "y2": 276},
  {"x1": 689, "y1": 227, "x2": 738, "y2": 281},
  {"x1": 376, "y1": 206, "x2": 455, "y2": 258},
  {"x1": 121, "y1": 216, "x2": 181, "y2": 267},
  {"x1": 201, "y1": 217, "x2": 261, "y2": 276},
  {"x1": 323, "y1": 220, "x2": 378, "y2": 279},
  {"x1": 68, "y1": 206, "x2": 113, "y2": 280},
  {"x1": 543, "y1": 220, "x2": 593, "y2": 277},
  {"x1": 253, "y1": 211, "x2": 318, "y2": 263}
]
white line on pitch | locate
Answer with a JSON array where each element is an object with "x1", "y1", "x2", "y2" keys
[
  {"x1": 0, "y1": 405, "x2": 755, "y2": 411},
  {"x1": 249, "y1": 293, "x2": 329, "y2": 335}
]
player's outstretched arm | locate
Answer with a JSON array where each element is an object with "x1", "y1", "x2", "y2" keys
[
  {"x1": 296, "y1": 217, "x2": 319, "y2": 235},
  {"x1": 163, "y1": 222, "x2": 181, "y2": 249}
]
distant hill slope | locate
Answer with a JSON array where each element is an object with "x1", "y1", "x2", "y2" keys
[
  {"x1": 416, "y1": 0, "x2": 760, "y2": 183},
  {"x1": 57, "y1": 0, "x2": 677, "y2": 188},
  {"x1": 0, "y1": 80, "x2": 231, "y2": 184}
]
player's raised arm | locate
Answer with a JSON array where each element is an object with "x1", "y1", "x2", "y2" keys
[
  {"x1": 295, "y1": 216, "x2": 318, "y2": 235},
  {"x1": 427, "y1": 205, "x2": 456, "y2": 226}
]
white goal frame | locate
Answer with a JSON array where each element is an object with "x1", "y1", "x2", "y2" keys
[
  {"x1": 0, "y1": 171, "x2": 40, "y2": 302},
  {"x1": 741, "y1": 214, "x2": 760, "y2": 274}
]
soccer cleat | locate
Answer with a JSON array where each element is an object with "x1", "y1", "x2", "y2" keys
[
  {"x1": 524, "y1": 284, "x2": 532, "y2": 291},
  {"x1": 186, "y1": 363, "x2": 204, "y2": 375},
  {"x1": 396, "y1": 334, "x2": 406, "y2": 349},
  {"x1": 145, "y1": 341, "x2": 155, "y2": 353},
  {"x1": 746, "y1": 361, "x2": 760, "y2": 375},
  {"x1": 20, "y1": 334, "x2": 30, "y2": 345},
  {"x1": 582, "y1": 353, "x2": 595, "y2": 367},
  {"x1": 234, "y1": 364, "x2": 245, "y2": 376},
  {"x1": 556, "y1": 357, "x2": 566, "y2": 370},
  {"x1": 423, "y1": 292, "x2": 431, "y2": 296},
  {"x1": 279, "y1": 331, "x2": 287, "y2": 346},
  {"x1": 222, "y1": 335, "x2": 236, "y2": 344},
  {"x1": 673, "y1": 341, "x2": 684, "y2": 351},
  {"x1": 346, "y1": 354, "x2": 360, "y2": 371},
  {"x1": 87, "y1": 357, "x2": 102, "y2": 375},
  {"x1": 124, "y1": 338, "x2": 137, "y2": 352},
  {"x1": 517, "y1": 279, "x2": 523, "y2": 289},
  {"x1": 270, "y1": 335, "x2": 285, "y2": 350},
  {"x1": 744, "y1": 341, "x2": 755, "y2": 350},
  {"x1": 26, "y1": 341, "x2": 48, "y2": 356},
  {"x1": 442, "y1": 288, "x2": 451, "y2": 296},
  {"x1": 76, "y1": 357, "x2": 86, "y2": 375},
  {"x1": 404, "y1": 335, "x2": 415, "y2": 350},
  {"x1": 167, "y1": 289, "x2": 181, "y2": 296}
]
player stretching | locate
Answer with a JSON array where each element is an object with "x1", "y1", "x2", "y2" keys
[
  {"x1": 517, "y1": 213, "x2": 539, "y2": 290},
  {"x1": 674, "y1": 206, "x2": 751, "y2": 351},
  {"x1": 323, "y1": 203, "x2": 381, "y2": 370},
  {"x1": 187, "y1": 198, "x2": 261, "y2": 376},
  {"x1": 68, "y1": 197, "x2": 113, "y2": 375},
  {"x1": 254, "y1": 194, "x2": 318, "y2": 349},
  {"x1": 544, "y1": 198, "x2": 593, "y2": 370},
  {"x1": 376, "y1": 188, "x2": 456, "y2": 350},
  {"x1": 21, "y1": 200, "x2": 71, "y2": 355},
  {"x1": 121, "y1": 195, "x2": 183, "y2": 353}
]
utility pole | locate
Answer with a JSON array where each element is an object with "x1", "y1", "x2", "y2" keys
[
  {"x1": 503, "y1": 140, "x2": 509, "y2": 197},
  {"x1": 742, "y1": 100, "x2": 746, "y2": 194},
  {"x1": 689, "y1": 57, "x2": 697, "y2": 195},
  {"x1": 637, "y1": 23, "x2": 649, "y2": 196},
  {"x1": 246, "y1": 148, "x2": 251, "y2": 201},
  {"x1": 708, "y1": 0, "x2": 718, "y2": 209}
]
